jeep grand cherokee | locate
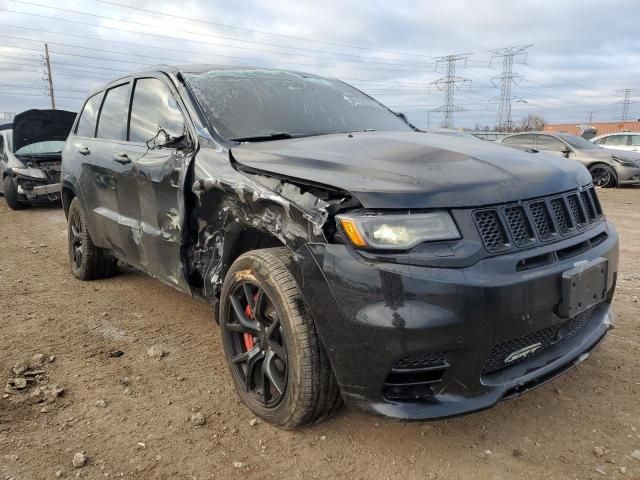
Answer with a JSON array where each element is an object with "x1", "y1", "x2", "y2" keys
[{"x1": 61, "y1": 66, "x2": 618, "y2": 428}]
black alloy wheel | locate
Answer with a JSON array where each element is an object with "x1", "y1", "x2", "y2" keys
[
  {"x1": 589, "y1": 164, "x2": 616, "y2": 188},
  {"x1": 224, "y1": 280, "x2": 288, "y2": 408},
  {"x1": 69, "y1": 206, "x2": 84, "y2": 271}
]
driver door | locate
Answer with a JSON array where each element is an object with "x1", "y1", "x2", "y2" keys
[{"x1": 116, "y1": 76, "x2": 193, "y2": 292}]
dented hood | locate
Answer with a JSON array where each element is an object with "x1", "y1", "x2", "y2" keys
[
  {"x1": 231, "y1": 131, "x2": 592, "y2": 209},
  {"x1": 12, "y1": 109, "x2": 76, "y2": 153}
]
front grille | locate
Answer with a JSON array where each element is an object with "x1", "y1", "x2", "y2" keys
[
  {"x1": 473, "y1": 186, "x2": 602, "y2": 253},
  {"x1": 473, "y1": 210, "x2": 508, "y2": 252},
  {"x1": 529, "y1": 201, "x2": 555, "y2": 240},
  {"x1": 482, "y1": 308, "x2": 596, "y2": 375}
]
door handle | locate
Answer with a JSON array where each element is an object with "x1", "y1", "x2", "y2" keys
[
  {"x1": 113, "y1": 153, "x2": 131, "y2": 165},
  {"x1": 78, "y1": 147, "x2": 90, "y2": 156}
]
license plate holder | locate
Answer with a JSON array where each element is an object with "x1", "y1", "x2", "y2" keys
[{"x1": 558, "y1": 258, "x2": 608, "y2": 318}]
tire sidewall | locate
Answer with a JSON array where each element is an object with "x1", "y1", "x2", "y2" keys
[
  {"x1": 220, "y1": 253, "x2": 305, "y2": 425},
  {"x1": 3, "y1": 176, "x2": 24, "y2": 209}
]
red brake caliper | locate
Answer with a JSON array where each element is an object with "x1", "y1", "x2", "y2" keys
[{"x1": 243, "y1": 295, "x2": 257, "y2": 350}]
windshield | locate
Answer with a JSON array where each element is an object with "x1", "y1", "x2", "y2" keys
[
  {"x1": 15, "y1": 140, "x2": 65, "y2": 156},
  {"x1": 557, "y1": 134, "x2": 600, "y2": 150},
  {"x1": 185, "y1": 70, "x2": 413, "y2": 141}
]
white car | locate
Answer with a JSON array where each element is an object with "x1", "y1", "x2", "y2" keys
[{"x1": 592, "y1": 132, "x2": 640, "y2": 152}]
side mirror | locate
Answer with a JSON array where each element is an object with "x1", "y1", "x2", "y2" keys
[
  {"x1": 562, "y1": 148, "x2": 571, "y2": 157},
  {"x1": 149, "y1": 127, "x2": 191, "y2": 150}
]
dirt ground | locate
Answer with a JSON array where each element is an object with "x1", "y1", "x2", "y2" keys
[{"x1": 0, "y1": 188, "x2": 639, "y2": 480}]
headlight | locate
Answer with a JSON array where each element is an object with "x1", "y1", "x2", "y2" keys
[
  {"x1": 13, "y1": 167, "x2": 47, "y2": 179},
  {"x1": 611, "y1": 156, "x2": 638, "y2": 167},
  {"x1": 336, "y1": 211, "x2": 460, "y2": 250}
]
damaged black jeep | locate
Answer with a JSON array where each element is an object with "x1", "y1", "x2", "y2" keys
[
  {"x1": 0, "y1": 109, "x2": 76, "y2": 209},
  {"x1": 61, "y1": 66, "x2": 618, "y2": 428}
]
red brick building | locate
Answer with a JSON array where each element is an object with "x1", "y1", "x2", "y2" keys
[{"x1": 544, "y1": 120, "x2": 640, "y2": 136}]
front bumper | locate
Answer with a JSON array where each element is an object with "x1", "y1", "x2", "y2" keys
[
  {"x1": 615, "y1": 165, "x2": 640, "y2": 184},
  {"x1": 17, "y1": 181, "x2": 61, "y2": 201},
  {"x1": 293, "y1": 221, "x2": 619, "y2": 420}
]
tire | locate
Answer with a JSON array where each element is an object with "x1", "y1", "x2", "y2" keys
[
  {"x1": 589, "y1": 163, "x2": 617, "y2": 188},
  {"x1": 3, "y1": 175, "x2": 26, "y2": 210},
  {"x1": 220, "y1": 247, "x2": 342, "y2": 429},
  {"x1": 67, "y1": 197, "x2": 118, "y2": 280}
]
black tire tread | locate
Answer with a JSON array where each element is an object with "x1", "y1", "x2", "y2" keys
[
  {"x1": 3, "y1": 176, "x2": 25, "y2": 210},
  {"x1": 223, "y1": 247, "x2": 342, "y2": 428},
  {"x1": 68, "y1": 197, "x2": 117, "y2": 280}
]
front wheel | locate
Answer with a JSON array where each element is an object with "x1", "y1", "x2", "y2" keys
[
  {"x1": 67, "y1": 197, "x2": 118, "y2": 280},
  {"x1": 3, "y1": 176, "x2": 25, "y2": 210},
  {"x1": 219, "y1": 248, "x2": 342, "y2": 429},
  {"x1": 589, "y1": 163, "x2": 617, "y2": 188}
]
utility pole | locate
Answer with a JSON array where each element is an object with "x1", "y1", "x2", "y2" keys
[
  {"x1": 430, "y1": 53, "x2": 472, "y2": 129},
  {"x1": 615, "y1": 88, "x2": 639, "y2": 121},
  {"x1": 43, "y1": 43, "x2": 55, "y2": 109},
  {"x1": 489, "y1": 45, "x2": 531, "y2": 131}
]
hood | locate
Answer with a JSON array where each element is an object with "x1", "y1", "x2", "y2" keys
[
  {"x1": 231, "y1": 131, "x2": 592, "y2": 209},
  {"x1": 12, "y1": 109, "x2": 77, "y2": 153}
]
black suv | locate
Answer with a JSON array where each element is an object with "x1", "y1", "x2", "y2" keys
[{"x1": 61, "y1": 66, "x2": 619, "y2": 428}]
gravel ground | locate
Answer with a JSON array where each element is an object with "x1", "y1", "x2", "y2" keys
[{"x1": 0, "y1": 187, "x2": 639, "y2": 480}]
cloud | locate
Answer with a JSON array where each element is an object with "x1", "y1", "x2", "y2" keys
[{"x1": 1, "y1": 0, "x2": 639, "y2": 127}]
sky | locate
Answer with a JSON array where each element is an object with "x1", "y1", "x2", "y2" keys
[{"x1": 1, "y1": 0, "x2": 640, "y2": 129}]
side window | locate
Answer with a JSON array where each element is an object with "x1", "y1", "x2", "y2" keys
[
  {"x1": 128, "y1": 78, "x2": 185, "y2": 143},
  {"x1": 605, "y1": 135, "x2": 628, "y2": 146},
  {"x1": 96, "y1": 84, "x2": 130, "y2": 141},
  {"x1": 631, "y1": 135, "x2": 640, "y2": 146},
  {"x1": 593, "y1": 137, "x2": 606, "y2": 145},
  {"x1": 76, "y1": 93, "x2": 102, "y2": 137},
  {"x1": 505, "y1": 134, "x2": 535, "y2": 148},
  {"x1": 536, "y1": 135, "x2": 566, "y2": 152}
]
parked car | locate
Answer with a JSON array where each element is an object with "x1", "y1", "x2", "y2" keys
[
  {"x1": 499, "y1": 131, "x2": 640, "y2": 187},
  {"x1": 0, "y1": 109, "x2": 76, "y2": 209},
  {"x1": 62, "y1": 66, "x2": 618, "y2": 428},
  {"x1": 591, "y1": 132, "x2": 640, "y2": 152}
]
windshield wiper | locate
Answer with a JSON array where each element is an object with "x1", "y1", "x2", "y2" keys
[{"x1": 231, "y1": 132, "x2": 294, "y2": 142}]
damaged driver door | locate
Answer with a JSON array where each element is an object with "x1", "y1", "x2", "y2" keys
[{"x1": 118, "y1": 76, "x2": 192, "y2": 291}]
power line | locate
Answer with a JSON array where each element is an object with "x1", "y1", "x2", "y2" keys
[
  {"x1": 92, "y1": 0, "x2": 434, "y2": 59},
  {"x1": 430, "y1": 53, "x2": 472, "y2": 128},
  {"x1": 489, "y1": 44, "x2": 531, "y2": 131},
  {"x1": 3, "y1": 3, "x2": 434, "y2": 67}
]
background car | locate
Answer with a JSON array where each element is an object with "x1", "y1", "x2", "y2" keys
[
  {"x1": 499, "y1": 131, "x2": 640, "y2": 187},
  {"x1": 0, "y1": 109, "x2": 76, "y2": 209},
  {"x1": 591, "y1": 132, "x2": 640, "y2": 152}
]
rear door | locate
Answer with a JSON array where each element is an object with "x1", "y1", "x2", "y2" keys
[
  {"x1": 117, "y1": 75, "x2": 192, "y2": 290},
  {"x1": 81, "y1": 81, "x2": 142, "y2": 259}
]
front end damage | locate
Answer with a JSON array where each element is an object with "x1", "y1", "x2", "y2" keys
[{"x1": 186, "y1": 152, "x2": 356, "y2": 301}]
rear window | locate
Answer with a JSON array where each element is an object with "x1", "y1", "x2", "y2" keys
[
  {"x1": 76, "y1": 93, "x2": 102, "y2": 137},
  {"x1": 96, "y1": 84, "x2": 130, "y2": 141}
]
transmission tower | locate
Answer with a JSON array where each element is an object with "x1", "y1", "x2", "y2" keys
[
  {"x1": 489, "y1": 45, "x2": 532, "y2": 131},
  {"x1": 615, "y1": 88, "x2": 640, "y2": 121},
  {"x1": 430, "y1": 53, "x2": 472, "y2": 128}
]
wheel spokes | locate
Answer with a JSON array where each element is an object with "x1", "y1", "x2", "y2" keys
[
  {"x1": 225, "y1": 280, "x2": 288, "y2": 407},
  {"x1": 263, "y1": 351, "x2": 286, "y2": 395},
  {"x1": 228, "y1": 296, "x2": 259, "y2": 332}
]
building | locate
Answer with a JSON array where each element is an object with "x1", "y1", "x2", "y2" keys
[{"x1": 544, "y1": 120, "x2": 640, "y2": 136}]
